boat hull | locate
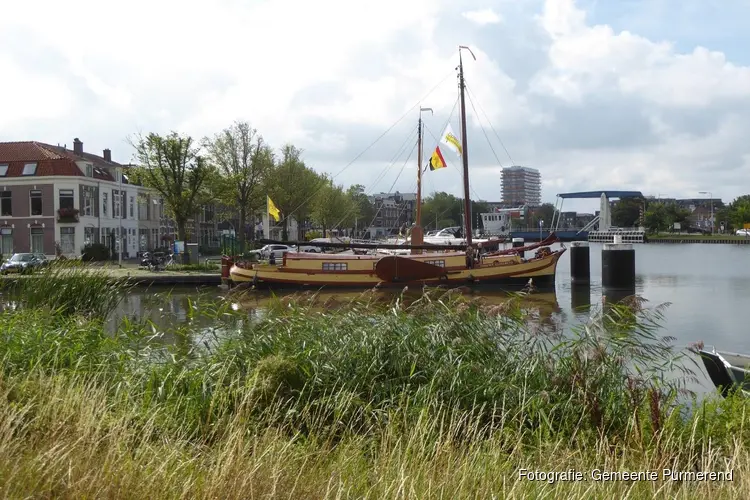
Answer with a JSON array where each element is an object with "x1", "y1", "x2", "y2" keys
[
  {"x1": 229, "y1": 249, "x2": 565, "y2": 290},
  {"x1": 699, "y1": 348, "x2": 750, "y2": 397}
]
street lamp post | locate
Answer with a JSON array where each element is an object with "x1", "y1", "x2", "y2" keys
[{"x1": 698, "y1": 191, "x2": 713, "y2": 235}]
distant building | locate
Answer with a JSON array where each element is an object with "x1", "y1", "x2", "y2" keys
[
  {"x1": 501, "y1": 166, "x2": 541, "y2": 206},
  {"x1": 366, "y1": 192, "x2": 416, "y2": 237}
]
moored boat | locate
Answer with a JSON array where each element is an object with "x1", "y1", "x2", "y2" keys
[
  {"x1": 697, "y1": 346, "x2": 750, "y2": 397},
  {"x1": 230, "y1": 46, "x2": 564, "y2": 290},
  {"x1": 230, "y1": 242, "x2": 564, "y2": 288}
]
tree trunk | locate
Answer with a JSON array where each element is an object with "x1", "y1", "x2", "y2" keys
[
  {"x1": 282, "y1": 219, "x2": 288, "y2": 241},
  {"x1": 238, "y1": 206, "x2": 247, "y2": 255},
  {"x1": 176, "y1": 219, "x2": 189, "y2": 264}
]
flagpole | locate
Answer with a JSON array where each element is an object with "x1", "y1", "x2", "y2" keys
[
  {"x1": 458, "y1": 45, "x2": 476, "y2": 246},
  {"x1": 416, "y1": 107, "x2": 433, "y2": 227}
]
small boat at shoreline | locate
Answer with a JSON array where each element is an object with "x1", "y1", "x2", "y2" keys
[
  {"x1": 696, "y1": 346, "x2": 750, "y2": 397},
  {"x1": 229, "y1": 46, "x2": 564, "y2": 290}
]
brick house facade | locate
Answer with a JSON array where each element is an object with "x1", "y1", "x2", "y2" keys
[{"x1": 0, "y1": 140, "x2": 164, "y2": 258}]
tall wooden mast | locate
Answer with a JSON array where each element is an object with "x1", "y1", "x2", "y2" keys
[
  {"x1": 416, "y1": 106, "x2": 432, "y2": 227},
  {"x1": 458, "y1": 45, "x2": 476, "y2": 246}
]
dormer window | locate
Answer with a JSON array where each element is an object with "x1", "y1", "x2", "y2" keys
[
  {"x1": 0, "y1": 164, "x2": 7, "y2": 176},
  {"x1": 22, "y1": 163, "x2": 37, "y2": 176},
  {"x1": 86, "y1": 164, "x2": 93, "y2": 177}
]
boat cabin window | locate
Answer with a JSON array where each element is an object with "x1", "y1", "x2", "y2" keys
[
  {"x1": 425, "y1": 259, "x2": 445, "y2": 267},
  {"x1": 322, "y1": 262, "x2": 348, "y2": 271}
]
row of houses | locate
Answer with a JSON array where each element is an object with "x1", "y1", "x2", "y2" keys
[{"x1": 0, "y1": 139, "x2": 222, "y2": 259}]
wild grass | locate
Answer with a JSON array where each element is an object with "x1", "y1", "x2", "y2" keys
[
  {"x1": 0, "y1": 283, "x2": 746, "y2": 498},
  {"x1": 0, "y1": 262, "x2": 132, "y2": 317}
]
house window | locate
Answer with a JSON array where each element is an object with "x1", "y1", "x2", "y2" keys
[
  {"x1": 322, "y1": 262, "x2": 348, "y2": 271},
  {"x1": 103, "y1": 192, "x2": 108, "y2": 216},
  {"x1": 0, "y1": 192, "x2": 11, "y2": 216},
  {"x1": 121, "y1": 191, "x2": 126, "y2": 219},
  {"x1": 30, "y1": 190, "x2": 42, "y2": 216},
  {"x1": 112, "y1": 189, "x2": 120, "y2": 218},
  {"x1": 30, "y1": 228, "x2": 44, "y2": 253},
  {"x1": 85, "y1": 164, "x2": 93, "y2": 177},
  {"x1": 0, "y1": 228, "x2": 12, "y2": 256},
  {"x1": 0, "y1": 164, "x2": 8, "y2": 176},
  {"x1": 82, "y1": 186, "x2": 95, "y2": 216},
  {"x1": 22, "y1": 163, "x2": 37, "y2": 176},
  {"x1": 129, "y1": 196, "x2": 134, "y2": 218},
  {"x1": 59, "y1": 189, "x2": 75, "y2": 210},
  {"x1": 60, "y1": 227, "x2": 75, "y2": 254}
]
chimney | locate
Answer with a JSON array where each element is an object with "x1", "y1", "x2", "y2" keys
[
  {"x1": 73, "y1": 138, "x2": 83, "y2": 155},
  {"x1": 103, "y1": 149, "x2": 112, "y2": 163}
]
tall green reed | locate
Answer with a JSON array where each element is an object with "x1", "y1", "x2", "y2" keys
[{"x1": 0, "y1": 263, "x2": 133, "y2": 317}]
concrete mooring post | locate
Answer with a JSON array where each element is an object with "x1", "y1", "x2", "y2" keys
[
  {"x1": 570, "y1": 241, "x2": 590, "y2": 284},
  {"x1": 602, "y1": 238, "x2": 636, "y2": 290}
]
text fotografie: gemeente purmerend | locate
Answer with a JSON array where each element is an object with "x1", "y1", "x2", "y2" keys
[{"x1": 518, "y1": 469, "x2": 733, "y2": 483}]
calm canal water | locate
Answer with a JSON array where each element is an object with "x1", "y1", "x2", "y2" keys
[{"x1": 111, "y1": 242, "x2": 750, "y2": 394}]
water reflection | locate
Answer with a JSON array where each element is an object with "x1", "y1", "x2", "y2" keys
[
  {"x1": 106, "y1": 285, "x2": 565, "y2": 335},
  {"x1": 603, "y1": 287, "x2": 637, "y2": 304},
  {"x1": 570, "y1": 284, "x2": 591, "y2": 311}
]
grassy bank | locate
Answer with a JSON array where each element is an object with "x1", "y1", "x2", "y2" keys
[
  {"x1": 649, "y1": 233, "x2": 750, "y2": 242},
  {"x1": 0, "y1": 276, "x2": 747, "y2": 497}
]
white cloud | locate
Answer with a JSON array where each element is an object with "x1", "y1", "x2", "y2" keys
[
  {"x1": 0, "y1": 54, "x2": 73, "y2": 126},
  {"x1": 0, "y1": 0, "x2": 749, "y2": 206},
  {"x1": 462, "y1": 8, "x2": 503, "y2": 25}
]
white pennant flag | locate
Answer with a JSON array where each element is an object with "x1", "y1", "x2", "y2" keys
[{"x1": 440, "y1": 123, "x2": 462, "y2": 157}]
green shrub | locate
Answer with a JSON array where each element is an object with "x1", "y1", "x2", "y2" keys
[{"x1": 81, "y1": 243, "x2": 110, "y2": 262}]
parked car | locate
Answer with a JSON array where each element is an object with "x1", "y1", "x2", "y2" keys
[
  {"x1": 0, "y1": 253, "x2": 48, "y2": 275},
  {"x1": 259, "y1": 244, "x2": 292, "y2": 260},
  {"x1": 296, "y1": 238, "x2": 328, "y2": 253},
  {"x1": 737, "y1": 229, "x2": 750, "y2": 236}
]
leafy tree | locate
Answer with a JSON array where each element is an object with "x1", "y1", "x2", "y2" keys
[
  {"x1": 347, "y1": 185, "x2": 375, "y2": 235},
  {"x1": 204, "y1": 121, "x2": 273, "y2": 252},
  {"x1": 664, "y1": 203, "x2": 691, "y2": 229},
  {"x1": 612, "y1": 198, "x2": 643, "y2": 227},
  {"x1": 420, "y1": 193, "x2": 490, "y2": 231},
  {"x1": 312, "y1": 177, "x2": 356, "y2": 236},
  {"x1": 643, "y1": 202, "x2": 669, "y2": 233},
  {"x1": 529, "y1": 203, "x2": 556, "y2": 229},
  {"x1": 722, "y1": 195, "x2": 750, "y2": 231},
  {"x1": 422, "y1": 192, "x2": 461, "y2": 230},
  {"x1": 130, "y1": 132, "x2": 211, "y2": 261},
  {"x1": 266, "y1": 145, "x2": 324, "y2": 240}
]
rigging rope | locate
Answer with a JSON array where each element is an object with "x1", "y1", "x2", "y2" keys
[
  {"x1": 329, "y1": 127, "x2": 418, "y2": 231},
  {"x1": 466, "y1": 84, "x2": 515, "y2": 166},
  {"x1": 273, "y1": 69, "x2": 457, "y2": 228},
  {"x1": 464, "y1": 88, "x2": 504, "y2": 171},
  {"x1": 364, "y1": 140, "x2": 418, "y2": 230},
  {"x1": 423, "y1": 124, "x2": 483, "y2": 202}
]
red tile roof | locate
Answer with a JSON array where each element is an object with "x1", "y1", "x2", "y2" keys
[
  {"x1": 0, "y1": 142, "x2": 83, "y2": 178},
  {"x1": 0, "y1": 159, "x2": 84, "y2": 177},
  {"x1": 0, "y1": 141, "x2": 66, "y2": 162},
  {"x1": 0, "y1": 141, "x2": 120, "y2": 181}
]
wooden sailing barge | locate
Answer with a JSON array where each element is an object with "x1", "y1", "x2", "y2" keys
[{"x1": 229, "y1": 46, "x2": 565, "y2": 289}]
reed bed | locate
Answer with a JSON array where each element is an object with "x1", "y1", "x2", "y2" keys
[{"x1": 0, "y1": 279, "x2": 747, "y2": 498}]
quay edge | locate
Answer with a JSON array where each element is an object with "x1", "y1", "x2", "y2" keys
[{"x1": 0, "y1": 273, "x2": 222, "y2": 287}]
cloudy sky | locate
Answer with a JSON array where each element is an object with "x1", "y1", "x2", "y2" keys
[{"x1": 2, "y1": 0, "x2": 749, "y2": 213}]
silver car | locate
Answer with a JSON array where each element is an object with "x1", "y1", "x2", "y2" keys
[{"x1": 260, "y1": 244, "x2": 292, "y2": 260}]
